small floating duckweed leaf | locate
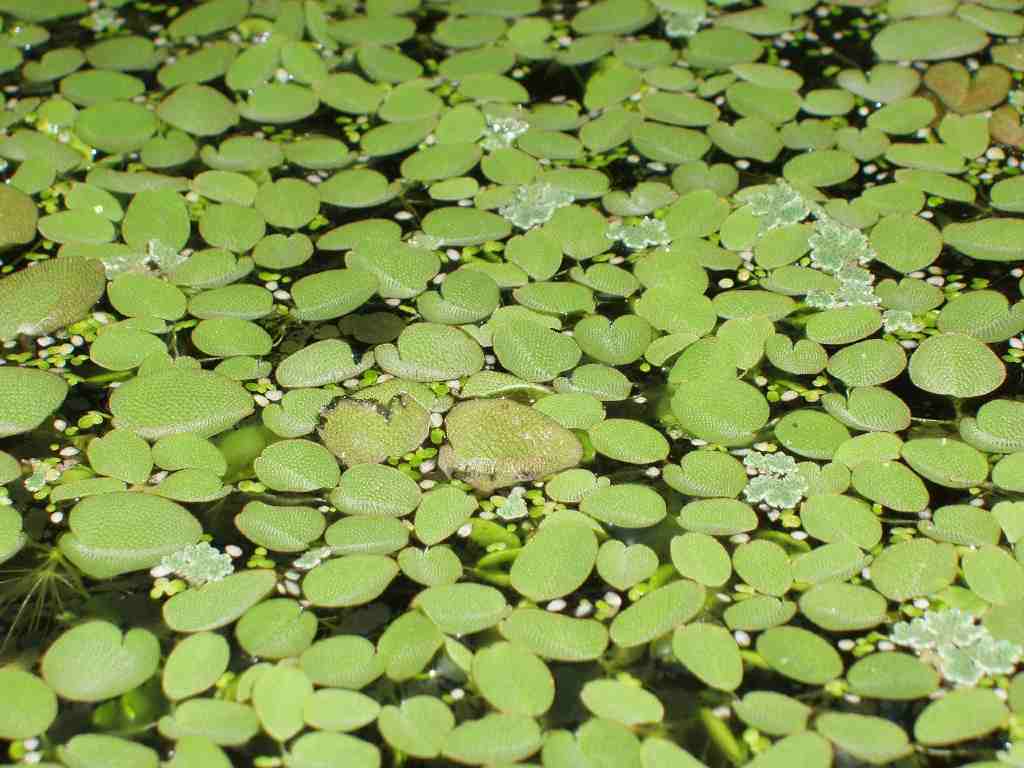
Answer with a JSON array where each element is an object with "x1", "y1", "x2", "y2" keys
[
  {"x1": 253, "y1": 439, "x2": 340, "y2": 492},
  {"x1": 398, "y1": 546, "x2": 463, "y2": 587},
  {"x1": 0, "y1": 257, "x2": 106, "y2": 341},
  {"x1": 442, "y1": 713, "x2": 542, "y2": 766},
  {"x1": 331, "y1": 464, "x2": 421, "y2": 518},
  {"x1": 0, "y1": 367, "x2": 69, "y2": 438},
  {"x1": 609, "y1": 579, "x2": 705, "y2": 648},
  {"x1": 110, "y1": 368, "x2": 255, "y2": 440},
  {"x1": 303, "y1": 555, "x2": 399, "y2": 608},
  {"x1": 162, "y1": 632, "x2": 231, "y2": 701},
  {"x1": 908, "y1": 332, "x2": 1006, "y2": 398},
  {"x1": 870, "y1": 539, "x2": 958, "y2": 601},
  {"x1": 59, "y1": 492, "x2": 203, "y2": 579},
  {"x1": 815, "y1": 713, "x2": 911, "y2": 765},
  {"x1": 58, "y1": 735, "x2": 159, "y2": 768},
  {"x1": 157, "y1": 697, "x2": 259, "y2": 746},
  {"x1": 378, "y1": 695, "x2": 453, "y2": 758},
  {"x1": 42, "y1": 621, "x2": 160, "y2": 702},
  {"x1": 673, "y1": 623, "x2": 744, "y2": 692},
  {"x1": 290, "y1": 269, "x2": 379, "y2": 322},
  {"x1": 914, "y1": 688, "x2": 1009, "y2": 746},
  {"x1": 671, "y1": 379, "x2": 770, "y2": 445},
  {"x1": 492, "y1": 315, "x2": 581, "y2": 382},
  {"x1": 580, "y1": 484, "x2": 666, "y2": 529},
  {"x1": 733, "y1": 691, "x2": 810, "y2": 736},
  {"x1": 588, "y1": 418, "x2": 668, "y2": 464},
  {"x1": 472, "y1": 642, "x2": 554, "y2": 717},
  {"x1": 580, "y1": 679, "x2": 664, "y2": 725},
  {"x1": 511, "y1": 520, "x2": 598, "y2": 601},
  {"x1": 414, "y1": 583, "x2": 510, "y2": 635},
  {"x1": 163, "y1": 569, "x2": 278, "y2": 633},
  {"x1": 302, "y1": 689, "x2": 379, "y2": 736},
  {"x1": 0, "y1": 668, "x2": 57, "y2": 740},
  {"x1": 499, "y1": 608, "x2": 608, "y2": 662},
  {"x1": 596, "y1": 540, "x2": 658, "y2": 591},
  {"x1": 235, "y1": 599, "x2": 317, "y2": 662}
]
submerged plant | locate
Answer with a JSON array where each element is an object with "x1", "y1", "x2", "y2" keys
[{"x1": 0, "y1": 545, "x2": 87, "y2": 650}]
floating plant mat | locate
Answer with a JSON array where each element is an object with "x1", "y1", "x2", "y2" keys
[{"x1": 4, "y1": 0, "x2": 1024, "y2": 766}]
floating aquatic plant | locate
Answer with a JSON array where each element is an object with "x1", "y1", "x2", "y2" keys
[
  {"x1": 663, "y1": 9, "x2": 705, "y2": 38},
  {"x1": 481, "y1": 113, "x2": 530, "y2": 151},
  {"x1": 0, "y1": 0, "x2": 1023, "y2": 764},
  {"x1": 498, "y1": 182, "x2": 575, "y2": 229},
  {"x1": 807, "y1": 265, "x2": 880, "y2": 309},
  {"x1": 892, "y1": 609, "x2": 1023, "y2": 686},
  {"x1": 293, "y1": 546, "x2": 333, "y2": 571},
  {"x1": 607, "y1": 217, "x2": 671, "y2": 250},
  {"x1": 81, "y1": 7, "x2": 122, "y2": 33},
  {"x1": 746, "y1": 180, "x2": 811, "y2": 232},
  {"x1": 155, "y1": 542, "x2": 234, "y2": 587},
  {"x1": 883, "y1": 309, "x2": 921, "y2": 334},
  {"x1": 742, "y1": 451, "x2": 808, "y2": 509},
  {"x1": 808, "y1": 216, "x2": 875, "y2": 274},
  {"x1": 493, "y1": 486, "x2": 529, "y2": 521}
]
